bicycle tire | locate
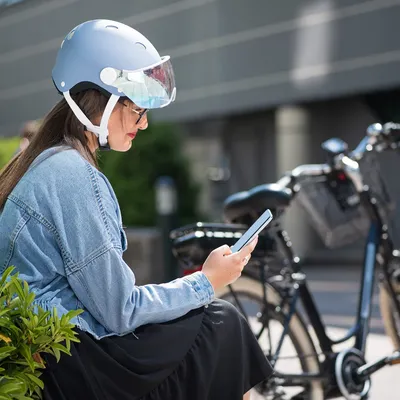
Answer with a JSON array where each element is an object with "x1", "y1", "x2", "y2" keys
[
  {"x1": 216, "y1": 276, "x2": 324, "y2": 400},
  {"x1": 379, "y1": 284, "x2": 400, "y2": 350}
]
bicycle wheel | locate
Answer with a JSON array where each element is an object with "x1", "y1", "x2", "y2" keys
[
  {"x1": 379, "y1": 285, "x2": 400, "y2": 349},
  {"x1": 379, "y1": 252, "x2": 400, "y2": 350},
  {"x1": 216, "y1": 276, "x2": 324, "y2": 400}
]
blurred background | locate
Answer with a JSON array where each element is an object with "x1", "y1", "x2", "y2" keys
[{"x1": 2, "y1": 0, "x2": 400, "y2": 273}]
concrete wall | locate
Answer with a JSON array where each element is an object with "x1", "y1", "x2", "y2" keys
[
  {"x1": 1, "y1": 0, "x2": 400, "y2": 135},
  {"x1": 123, "y1": 228, "x2": 165, "y2": 285}
]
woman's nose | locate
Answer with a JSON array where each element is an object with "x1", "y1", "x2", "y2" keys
[{"x1": 138, "y1": 115, "x2": 148, "y2": 130}]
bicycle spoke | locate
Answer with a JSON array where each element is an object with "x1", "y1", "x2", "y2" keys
[{"x1": 261, "y1": 266, "x2": 274, "y2": 359}]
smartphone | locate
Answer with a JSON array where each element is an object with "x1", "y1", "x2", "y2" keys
[{"x1": 230, "y1": 209, "x2": 273, "y2": 253}]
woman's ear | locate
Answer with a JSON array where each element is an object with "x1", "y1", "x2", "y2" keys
[{"x1": 84, "y1": 130, "x2": 99, "y2": 153}]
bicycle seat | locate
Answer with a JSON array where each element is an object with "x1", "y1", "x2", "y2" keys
[{"x1": 223, "y1": 183, "x2": 292, "y2": 223}]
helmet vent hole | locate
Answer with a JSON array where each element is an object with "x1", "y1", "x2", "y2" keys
[
  {"x1": 106, "y1": 25, "x2": 119, "y2": 29},
  {"x1": 135, "y1": 42, "x2": 146, "y2": 50}
]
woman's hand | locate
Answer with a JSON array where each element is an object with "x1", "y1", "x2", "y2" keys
[{"x1": 202, "y1": 236, "x2": 258, "y2": 292}]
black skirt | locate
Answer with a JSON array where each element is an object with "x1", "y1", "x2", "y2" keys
[{"x1": 42, "y1": 299, "x2": 273, "y2": 400}]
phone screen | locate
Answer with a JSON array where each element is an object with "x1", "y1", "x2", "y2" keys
[{"x1": 231, "y1": 209, "x2": 273, "y2": 253}]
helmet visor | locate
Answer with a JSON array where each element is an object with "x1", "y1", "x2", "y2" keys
[{"x1": 106, "y1": 56, "x2": 176, "y2": 109}]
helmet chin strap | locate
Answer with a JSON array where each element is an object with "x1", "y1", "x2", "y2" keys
[{"x1": 63, "y1": 91, "x2": 120, "y2": 151}]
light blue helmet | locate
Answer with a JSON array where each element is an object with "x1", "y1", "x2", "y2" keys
[{"x1": 52, "y1": 19, "x2": 176, "y2": 147}]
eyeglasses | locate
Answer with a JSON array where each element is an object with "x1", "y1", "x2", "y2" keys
[{"x1": 119, "y1": 100, "x2": 148, "y2": 124}]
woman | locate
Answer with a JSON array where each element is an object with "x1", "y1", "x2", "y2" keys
[{"x1": 0, "y1": 19, "x2": 273, "y2": 400}]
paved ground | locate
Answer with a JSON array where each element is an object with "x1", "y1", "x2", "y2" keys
[{"x1": 234, "y1": 265, "x2": 400, "y2": 399}]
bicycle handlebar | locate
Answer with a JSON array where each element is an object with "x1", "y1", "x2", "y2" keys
[{"x1": 276, "y1": 122, "x2": 400, "y2": 192}]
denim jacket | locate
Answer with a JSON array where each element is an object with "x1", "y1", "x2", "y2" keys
[{"x1": 0, "y1": 146, "x2": 214, "y2": 339}]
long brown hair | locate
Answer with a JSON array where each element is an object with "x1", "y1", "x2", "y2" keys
[{"x1": 0, "y1": 89, "x2": 109, "y2": 209}]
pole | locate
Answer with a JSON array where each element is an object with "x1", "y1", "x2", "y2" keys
[{"x1": 155, "y1": 176, "x2": 178, "y2": 282}]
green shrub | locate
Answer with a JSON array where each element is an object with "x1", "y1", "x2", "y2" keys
[
  {"x1": 0, "y1": 267, "x2": 81, "y2": 399},
  {"x1": 99, "y1": 120, "x2": 202, "y2": 227},
  {"x1": 0, "y1": 138, "x2": 19, "y2": 170}
]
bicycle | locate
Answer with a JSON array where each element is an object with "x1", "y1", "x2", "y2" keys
[{"x1": 170, "y1": 122, "x2": 400, "y2": 400}]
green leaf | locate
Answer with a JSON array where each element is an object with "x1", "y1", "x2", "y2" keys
[
  {"x1": 19, "y1": 344, "x2": 34, "y2": 371},
  {"x1": 68, "y1": 335, "x2": 81, "y2": 344},
  {"x1": 33, "y1": 362, "x2": 45, "y2": 370},
  {"x1": 7, "y1": 360, "x2": 30, "y2": 367},
  {"x1": 8, "y1": 297, "x2": 21, "y2": 309},
  {"x1": 26, "y1": 293, "x2": 35, "y2": 308},
  {"x1": 11, "y1": 281, "x2": 24, "y2": 300},
  {"x1": 33, "y1": 384, "x2": 42, "y2": 399},
  {"x1": 20, "y1": 318, "x2": 32, "y2": 330},
  {"x1": 33, "y1": 336, "x2": 51, "y2": 345},
  {"x1": 52, "y1": 348, "x2": 61, "y2": 363},
  {"x1": 0, "y1": 320, "x2": 11, "y2": 330},
  {"x1": 53, "y1": 313, "x2": 60, "y2": 332},
  {"x1": 26, "y1": 309, "x2": 34, "y2": 321},
  {"x1": 23, "y1": 281, "x2": 29, "y2": 297},
  {"x1": 0, "y1": 310, "x2": 11, "y2": 318},
  {"x1": 26, "y1": 374, "x2": 44, "y2": 390},
  {"x1": 0, "y1": 380, "x2": 25, "y2": 394},
  {"x1": 5, "y1": 324, "x2": 21, "y2": 336},
  {"x1": 51, "y1": 343, "x2": 70, "y2": 356},
  {"x1": 0, "y1": 346, "x2": 16, "y2": 355},
  {"x1": 62, "y1": 327, "x2": 78, "y2": 337},
  {"x1": 64, "y1": 309, "x2": 83, "y2": 320},
  {"x1": 0, "y1": 267, "x2": 15, "y2": 290},
  {"x1": 36, "y1": 309, "x2": 50, "y2": 325},
  {"x1": 32, "y1": 327, "x2": 46, "y2": 336}
]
